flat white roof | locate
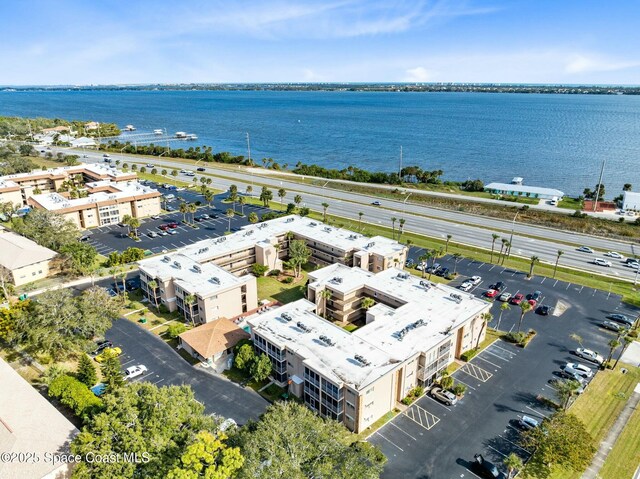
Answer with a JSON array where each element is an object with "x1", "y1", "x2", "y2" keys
[
  {"x1": 249, "y1": 266, "x2": 489, "y2": 390},
  {"x1": 308, "y1": 263, "x2": 374, "y2": 294},
  {"x1": 485, "y1": 182, "x2": 565, "y2": 197},
  {"x1": 139, "y1": 252, "x2": 250, "y2": 297}
]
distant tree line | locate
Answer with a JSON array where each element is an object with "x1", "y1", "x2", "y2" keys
[{"x1": 0, "y1": 115, "x2": 120, "y2": 139}]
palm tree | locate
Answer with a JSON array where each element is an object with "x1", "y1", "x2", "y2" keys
[
  {"x1": 259, "y1": 186, "x2": 272, "y2": 207},
  {"x1": 606, "y1": 338, "x2": 620, "y2": 366},
  {"x1": 294, "y1": 194, "x2": 302, "y2": 210},
  {"x1": 429, "y1": 248, "x2": 445, "y2": 280},
  {"x1": 490, "y1": 234, "x2": 500, "y2": 263},
  {"x1": 613, "y1": 333, "x2": 634, "y2": 369},
  {"x1": 277, "y1": 188, "x2": 286, "y2": 209},
  {"x1": 391, "y1": 217, "x2": 397, "y2": 240},
  {"x1": 398, "y1": 218, "x2": 406, "y2": 239},
  {"x1": 179, "y1": 201, "x2": 188, "y2": 223},
  {"x1": 204, "y1": 190, "x2": 214, "y2": 208},
  {"x1": 529, "y1": 255, "x2": 540, "y2": 278},
  {"x1": 452, "y1": 253, "x2": 463, "y2": 274},
  {"x1": 501, "y1": 240, "x2": 511, "y2": 265},
  {"x1": 272, "y1": 243, "x2": 280, "y2": 269},
  {"x1": 358, "y1": 212, "x2": 364, "y2": 231},
  {"x1": 226, "y1": 208, "x2": 235, "y2": 232},
  {"x1": 498, "y1": 238, "x2": 507, "y2": 264},
  {"x1": 246, "y1": 185, "x2": 253, "y2": 196},
  {"x1": 361, "y1": 297, "x2": 376, "y2": 311},
  {"x1": 129, "y1": 217, "x2": 140, "y2": 238},
  {"x1": 238, "y1": 195, "x2": 246, "y2": 215},
  {"x1": 418, "y1": 253, "x2": 429, "y2": 278},
  {"x1": 445, "y1": 234, "x2": 452, "y2": 253},
  {"x1": 553, "y1": 378, "x2": 582, "y2": 410},
  {"x1": 121, "y1": 214, "x2": 133, "y2": 235},
  {"x1": 248, "y1": 212, "x2": 258, "y2": 224},
  {"x1": 188, "y1": 203, "x2": 197, "y2": 223},
  {"x1": 199, "y1": 184, "x2": 207, "y2": 195},
  {"x1": 321, "y1": 202, "x2": 329, "y2": 222},
  {"x1": 184, "y1": 294, "x2": 197, "y2": 326},
  {"x1": 147, "y1": 280, "x2": 159, "y2": 309},
  {"x1": 553, "y1": 250, "x2": 564, "y2": 278},
  {"x1": 497, "y1": 302, "x2": 510, "y2": 330},
  {"x1": 475, "y1": 312, "x2": 493, "y2": 349},
  {"x1": 504, "y1": 452, "x2": 523, "y2": 479},
  {"x1": 517, "y1": 301, "x2": 532, "y2": 333},
  {"x1": 319, "y1": 289, "x2": 332, "y2": 318}
]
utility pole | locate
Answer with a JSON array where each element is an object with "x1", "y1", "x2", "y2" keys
[{"x1": 593, "y1": 159, "x2": 606, "y2": 212}]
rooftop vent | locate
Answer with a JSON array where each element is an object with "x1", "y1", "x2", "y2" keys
[
  {"x1": 419, "y1": 280, "x2": 430, "y2": 289},
  {"x1": 296, "y1": 321, "x2": 311, "y2": 333},
  {"x1": 309, "y1": 222, "x2": 317, "y2": 227},
  {"x1": 193, "y1": 265, "x2": 202, "y2": 273},
  {"x1": 354, "y1": 354, "x2": 371, "y2": 367},
  {"x1": 319, "y1": 335, "x2": 335, "y2": 346},
  {"x1": 286, "y1": 218, "x2": 294, "y2": 223},
  {"x1": 324, "y1": 227, "x2": 332, "y2": 232},
  {"x1": 173, "y1": 261, "x2": 181, "y2": 269},
  {"x1": 210, "y1": 277, "x2": 220, "y2": 285},
  {"x1": 396, "y1": 319, "x2": 428, "y2": 341},
  {"x1": 366, "y1": 242, "x2": 375, "y2": 248},
  {"x1": 280, "y1": 312, "x2": 292, "y2": 322},
  {"x1": 397, "y1": 272, "x2": 409, "y2": 280},
  {"x1": 449, "y1": 293, "x2": 463, "y2": 304}
]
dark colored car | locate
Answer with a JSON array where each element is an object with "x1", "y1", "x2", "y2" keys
[
  {"x1": 91, "y1": 340, "x2": 113, "y2": 356},
  {"x1": 490, "y1": 281, "x2": 506, "y2": 292},
  {"x1": 472, "y1": 454, "x2": 505, "y2": 479},
  {"x1": 536, "y1": 305, "x2": 550, "y2": 315},
  {"x1": 125, "y1": 278, "x2": 141, "y2": 291},
  {"x1": 111, "y1": 282, "x2": 126, "y2": 293},
  {"x1": 435, "y1": 267, "x2": 449, "y2": 277},
  {"x1": 194, "y1": 216, "x2": 203, "y2": 222},
  {"x1": 426, "y1": 263, "x2": 441, "y2": 274},
  {"x1": 197, "y1": 167, "x2": 206, "y2": 172},
  {"x1": 606, "y1": 313, "x2": 634, "y2": 326},
  {"x1": 167, "y1": 222, "x2": 179, "y2": 229}
]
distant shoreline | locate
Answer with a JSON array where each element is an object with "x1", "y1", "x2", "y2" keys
[{"x1": 2, "y1": 83, "x2": 640, "y2": 95}]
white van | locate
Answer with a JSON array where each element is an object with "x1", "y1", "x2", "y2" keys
[{"x1": 549, "y1": 197, "x2": 559, "y2": 206}]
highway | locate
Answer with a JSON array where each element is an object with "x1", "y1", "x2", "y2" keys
[{"x1": 51, "y1": 147, "x2": 640, "y2": 282}]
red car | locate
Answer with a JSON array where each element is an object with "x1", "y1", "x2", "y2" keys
[
  {"x1": 510, "y1": 293, "x2": 524, "y2": 305},
  {"x1": 167, "y1": 222, "x2": 178, "y2": 229},
  {"x1": 158, "y1": 224, "x2": 169, "y2": 231},
  {"x1": 485, "y1": 289, "x2": 499, "y2": 298},
  {"x1": 528, "y1": 299, "x2": 537, "y2": 308}
]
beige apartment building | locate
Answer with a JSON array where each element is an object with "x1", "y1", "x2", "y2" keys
[
  {"x1": 138, "y1": 253, "x2": 258, "y2": 324},
  {"x1": 0, "y1": 229, "x2": 58, "y2": 286},
  {"x1": 248, "y1": 264, "x2": 490, "y2": 433}
]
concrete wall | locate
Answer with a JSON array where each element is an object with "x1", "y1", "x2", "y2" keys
[{"x1": 3, "y1": 259, "x2": 52, "y2": 286}]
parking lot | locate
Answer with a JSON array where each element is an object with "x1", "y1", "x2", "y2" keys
[
  {"x1": 370, "y1": 248, "x2": 638, "y2": 479},
  {"x1": 82, "y1": 185, "x2": 273, "y2": 255},
  {"x1": 106, "y1": 318, "x2": 269, "y2": 424}
]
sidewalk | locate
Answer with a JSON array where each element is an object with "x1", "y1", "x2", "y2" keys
[{"x1": 581, "y1": 382, "x2": 640, "y2": 479}]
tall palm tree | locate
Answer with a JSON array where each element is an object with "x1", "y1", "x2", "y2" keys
[
  {"x1": 184, "y1": 294, "x2": 197, "y2": 326},
  {"x1": 475, "y1": 312, "x2": 493, "y2": 349},
  {"x1": 226, "y1": 208, "x2": 235, "y2": 232},
  {"x1": 246, "y1": 185, "x2": 253, "y2": 196},
  {"x1": 248, "y1": 212, "x2": 258, "y2": 224},
  {"x1": 418, "y1": 253, "x2": 429, "y2": 278},
  {"x1": 188, "y1": 203, "x2": 197, "y2": 223},
  {"x1": 391, "y1": 217, "x2": 397, "y2": 240},
  {"x1": 272, "y1": 243, "x2": 280, "y2": 269},
  {"x1": 452, "y1": 253, "x2": 463, "y2": 274},
  {"x1": 321, "y1": 202, "x2": 329, "y2": 222},
  {"x1": 204, "y1": 190, "x2": 214, "y2": 208},
  {"x1": 517, "y1": 301, "x2": 533, "y2": 333},
  {"x1": 121, "y1": 214, "x2": 133, "y2": 235},
  {"x1": 497, "y1": 302, "x2": 510, "y2": 330},
  {"x1": 294, "y1": 194, "x2": 302, "y2": 210},
  {"x1": 529, "y1": 255, "x2": 540, "y2": 278},
  {"x1": 606, "y1": 338, "x2": 620, "y2": 366},
  {"x1": 179, "y1": 201, "x2": 188, "y2": 223},
  {"x1": 147, "y1": 280, "x2": 159, "y2": 309},
  {"x1": 490, "y1": 234, "x2": 500, "y2": 263},
  {"x1": 398, "y1": 218, "x2": 406, "y2": 239},
  {"x1": 613, "y1": 334, "x2": 633, "y2": 369},
  {"x1": 501, "y1": 240, "x2": 511, "y2": 265},
  {"x1": 498, "y1": 238, "x2": 508, "y2": 264},
  {"x1": 553, "y1": 250, "x2": 564, "y2": 278},
  {"x1": 503, "y1": 452, "x2": 523, "y2": 479},
  {"x1": 238, "y1": 196, "x2": 246, "y2": 215},
  {"x1": 278, "y1": 188, "x2": 287, "y2": 209},
  {"x1": 358, "y1": 212, "x2": 364, "y2": 231},
  {"x1": 445, "y1": 234, "x2": 452, "y2": 253},
  {"x1": 319, "y1": 289, "x2": 332, "y2": 318},
  {"x1": 129, "y1": 217, "x2": 140, "y2": 238},
  {"x1": 429, "y1": 248, "x2": 445, "y2": 280}
]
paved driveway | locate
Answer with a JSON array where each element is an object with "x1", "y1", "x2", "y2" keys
[
  {"x1": 107, "y1": 318, "x2": 268, "y2": 424},
  {"x1": 371, "y1": 249, "x2": 638, "y2": 479}
]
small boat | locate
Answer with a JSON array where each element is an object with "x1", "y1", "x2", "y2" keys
[
  {"x1": 153, "y1": 129, "x2": 163, "y2": 135},
  {"x1": 175, "y1": 131, "x2": 187, "y2": 138},
  {"x1": 124, "y1": 124, "x2": 136, "y2": 131},
  {"x1": 187, "y1": 134, "x2": 198, "y2": 140}
]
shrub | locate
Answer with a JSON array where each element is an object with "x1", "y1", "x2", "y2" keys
[
  {"x1": 282, "y1": 277, "x2": 294, "y2": 284},
  {"x1": 452, "y1": 383, "x2": 467, "y2": 396},
  {"x1": 166, "y1": 323, "x2": 187, "y2": 339},
  {"x1": 440, "y1": 375, "x2": 454, "y2": 390},
  {"x1": 505, "y1": 332, "x2": 526, "y2": 344},
  {"x1": 158, "y1": 304, "x2": 169, "y2": 314},
  {"x1": 48, "y1": 374, "x2": 102, "y2": 420},
  {"x1": 401, "y1": 396, "x2": 414, "y2": 405},
  {"x1": 460, "y1": 349, "x2": 478, "y2": 361},
  {"x1": 252, "y1": 264, "x2": 269, "y2": 277},
  {"x1": 268, "y1": 269, "x2": 281, "y2": 276},
  {"x1": 412, "y1": 386, "x2": 424, "y2": 397}
]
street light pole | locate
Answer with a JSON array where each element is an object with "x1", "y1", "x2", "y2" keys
[
  {"x1": 508, "y1": 210, "x2": 519, "y2": 247},
  {"x1": 403, "y1": 192, "x2": 412, "y2": 214}
]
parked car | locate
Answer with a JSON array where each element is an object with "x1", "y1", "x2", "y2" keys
[
  {"x1": 125, "y1": 278, "x2": 141, "y2": 291},
  {"x1": 604, "y1": 251, "x2": 624, "y2": 259},
  {"x1": 105, "y1": 288, "x2": 118, "y2": 297},
  {"x1": 491, "y1": 281, "x2": 506, "y2": 292},
  {"x1": 94, "y1": 347, "x2": 122, "y2": 363},
  {"x1": 91, "y1": 340, "x2": 113, "y2": 356},
  {"x1": 150, "y1": 215, "x2": 161, "y2": 220},
  {"x1": 606, "y1": 313, "x2": 634, "y2": 326},
  {"x1": 510, "y1": 293, "x2": 524, "y2": 305},
  {"x1": 430, "y1": 386, "x2": 458, "y2": 406},
  {"x1": 528, "y1": 290, "x2": 542, "y2": 307},
  {"x1": 168, "y1": 229, "x2": 177, "y2": 235},
  {"x1": 158, "y1": 224, "x2": 170, "y2": 231},
  {"x1": 559, "y1": 369, "x2": 586, "y2": 383},
  {"x1": 415, "y1": 262, "x2": 426, "y2": 271},
  {"x1": 536, "y1": 305, "x2": 550, "y2": 315},
  {"x1": 124, "y1": 364, "x2": 148, "y2": 380},
  {"x1": 200, "y1": 214, "x2": 210, "y2": 220},
  {"x1": 577, "y1": 246, "x2": 594, "y2": 253},
  {"x1": 194, "y1": 216, "x2": 203, "y2": 222},
  {"x1": 148, "y1": 231, "x2": 158, "y2": 238},
  {"x1": 517, "y1": 415, "x2": 540, "y2": 430},
  {"x1": 561, "y1": 362, "x2": 593, "y2": 379},
  {"x1": 371, "y1": 201, "x2": 381, "y2": 206},
  {"x1": 594, "y1": 258, "x2": 612, "y2": 267},
  {"x1": 469, "y1": 275, "x2": 482, "y2": 285},
  {"x1": 600, "y1": 320, "x2": 627, "y2": 332},
  {"x1": 575, "y1": 348, "x2": 604, "y2": 365},
  {"x1": 426, "y1": 263, "x2": 441, "y2": 274},
  {"x1": 459, "y1": 282, "x2": 473, "y2": 292},
  {"x1": 436, "y1": 267, "x2": 450, "y2": 277},
  {"x1": 498, "y1": 292, "x2": 512, "y2": 302},
  {"x1": 485, "y1": 288, "x2": 500, "y2": 298},
  {"x1": 472, "y1": 454, "x2": 505, "y2": 479},
  {"x1": 168, "y1": 222, "x2": 179, "y2": 228}
]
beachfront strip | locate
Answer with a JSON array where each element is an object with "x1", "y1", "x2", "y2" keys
[
  {"x1": 0, "y1": 163, "x2": 161, "y2": 228},
  {"x1": 138, "y1": 215, "x2": 488, "y2": 432}
]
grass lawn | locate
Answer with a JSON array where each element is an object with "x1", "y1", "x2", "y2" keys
[
  {"x1": 598, "y1": 399, "x2": 640, "y2": 479},
  {"x1": 223, "y1": 366, "x2": 268, "y2": 391},
  {"x1": 261, "y1": 383, "x2": 288, "y2": 403},
  {"x1": 558, "y1": 197, "x2": 584, "y2": 210},
  {"x1": 257, "y1": 273, "x2": 308, "y2": 304},
  {"x1": 342, "y1": 323, "x2": 359, "y2": 333},
  {"x1": 523, "y1": 364, "x2": 640, "y2": 479},
  {"x1": 121, "y1": 290, "x2": 182, "y2": 333}
]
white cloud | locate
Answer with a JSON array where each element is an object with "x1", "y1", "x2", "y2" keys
[
  {"x1": 404, "y1": 66, "x2": 433, "y2": 82},
  {"x1": 565, "y1": 55, "x2": 640, "y2": 74}
]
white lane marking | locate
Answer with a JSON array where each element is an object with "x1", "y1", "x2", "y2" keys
[
  {"x1": 475, "y1": 355, "x2": 502, "y2": 369},
  {"x1": 389, "y1": 421, "x2": 418, "y2": 441},
  {"x1": 525, "y1": 406, "x2": 549, "y2": 418},
  {"x1": 487, "y1": 445, "x2": 508, "y2": 458},
  {"x1": 375, "y1": 432, "x2": 404, "y2": 451}
]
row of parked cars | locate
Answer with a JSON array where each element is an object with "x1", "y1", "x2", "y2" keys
[{"x1": 457, "y1": 277, "x2": 550, "y2": 314}]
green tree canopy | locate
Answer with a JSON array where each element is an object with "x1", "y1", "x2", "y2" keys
[
  {"x1": 249, "y1": 353, "x2": 272, "y2": 382},
  {"x1": 13, "y1": 209, "x2": 80, "y2": 251},
  {"x1": 71, "y1": 383, "x2": 217, "y2": 479},
  {"x1": 166, "y1": 431, "x2": 244, "y2": 479},
  {"x1": 234, "y1": 343, "x2": 256, "y2": 371},
  {"x1": 76, "y1": 354, "x2": 97, "y2": 388},
  {"x1": 233, "y1": 402, "x2": 386, "y2": 479},
  {"x1": 288, "y1": 239, "x2": 311, "y2": 278}
]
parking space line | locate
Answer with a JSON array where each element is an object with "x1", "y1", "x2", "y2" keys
[
  {"x1": 498, "y1": 434, "x2": 532, "y2": 455},
  {"x1": 389, "y1": 421, "x2": 418, "y2": 441},
  {"x1": 579, "y1": 285, "x2": 584, "y2": 293},
  {"x1": 489, "y1": 343, "x2": 517, "y2": 355},
  {"x1": 525, "y1": 406, "x2": 549, "y2": 418},
  {"x1": 404, "y1": 405, "x2": 440, "y2": 430},
  {"x1": 487, "y1": 445, "x2": 508, "y2": 458},
  {"x1": 477, "y1": 263, "x2": 484, "y2": 269},
  {"x1": 451, "y1": 376, "x2": 476, "y2": 390},
  {"x1": 475, "y1": 355, "x2": 502, "y2": 369},
  {"x1": 489, "y1": 265, "x2": 496, "y2": 271},
  {"x1": 483, "y1": 349, "x2": 512, "y2": 362},
  {"x1": 565, "y1": 282, "x2": 571, "y2": 289},
  {"x1": 375, "y1": 432, "x2": 404, "y2": 451},
  {"x1": 540, "y1": 277, "x2": 546, "y2": 284},
  {"x1": 424, "y1": 394, "x2": 452, "y2": 411}
]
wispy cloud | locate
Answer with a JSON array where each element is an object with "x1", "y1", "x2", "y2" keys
[
  {"x1": 565, "y1": 55, "x2": 640, "y2": 74},
  {"x1": 404, "y1": 66, "x2": 433, "y2": 82}
]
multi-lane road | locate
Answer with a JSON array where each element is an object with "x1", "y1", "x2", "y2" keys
[{"x1": 51, "y1": 147, "x2": 640, "y2": 282}]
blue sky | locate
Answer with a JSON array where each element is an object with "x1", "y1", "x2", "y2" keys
[{"x1": 1, "y1": 0, "x2": 639, "y2": 85}]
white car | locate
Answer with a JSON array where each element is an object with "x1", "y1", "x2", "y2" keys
[
  {"x1": 627, "y1": 261, "x2": 640, "y2": 269},
  {"x1": 146, "y1": 163, "x2": 155, "y2": 168},
  {"x1": 151, "y1": 215, "x2": 161, "y2": 220},
  {"x1": 124, "y1": 364, "x2": 148, "y2": 380},
  {"x1": 594, "y1": 258, "x2": 612, "y2": 267},
  {"x1": 604, "y1": 251, "x2": 624, "y2": 260},
  {"x1": 575, "y1": 348, "x2": 604, "y2": 365},
  {"x1": 415, "y1": 262, "x2": 426, "y2": 271},
  {"x1": 498, "y1": 292, "x2": 512, "y2": 302},
  {"x1": 562, "y1": 362, "x2": 593, "y2": 379},
  {"x1": 459, "y1": 282, "x2": 472, "y2": 292},
  {"x1": 578, "y1": 246, "x2": 594, "y2": 253},
  {"x1": 469, "y1": 276, "x2": 482, "y2": 285}
]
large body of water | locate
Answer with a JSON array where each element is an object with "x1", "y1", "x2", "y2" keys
[{"x1": 1, "y1": 90, "x2": 639, "y2": 196}]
